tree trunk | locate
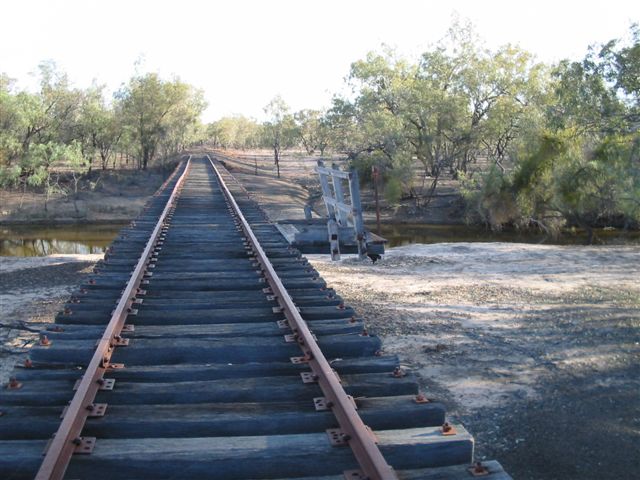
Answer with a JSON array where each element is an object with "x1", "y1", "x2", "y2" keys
[
  {"x1": 274, "y1": 147, "x2": 280, "y2": 178},
  {"x1": 44, "y1": 173, "x2": 50, "y2": 213},
  {"x1": 142, "y1": 146, "x2": 150, "y2": 170}
]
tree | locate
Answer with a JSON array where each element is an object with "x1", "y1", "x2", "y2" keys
[
  {"x1": 263, "y1": 95, "x2": 297, "y2": 177},
  {"x1": 0, "y1": 75, "x2": 22, "y2": 172},
  {"x1": 209, "y1": 115, "x2": 263, "y2": 149},
  {"x1": 343, "y1": 26, "x2": 546, "y2": 209},
  {"x1": 117, "y1": 73, "x2": 205, "y2": 169},
  {"x1": 24, "y1": 140, "x2": 84, "y2": 211},
  {"x1": 76, "y1": 85, "x2": 121, "y2": 171},
  {"x1": 0, "y1": 63, "x2": 81, "y2": 192},
  {"x1": 294, "y1": 109, "x2": 331, "y2": 155},
  {"x1": 466, "y1": 25, "x2": 640, "y2": 236}
]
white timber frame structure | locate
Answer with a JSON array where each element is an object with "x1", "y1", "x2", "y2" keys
[{"x1": 315, "y1": 160, "x2": 367, "y2": 260}]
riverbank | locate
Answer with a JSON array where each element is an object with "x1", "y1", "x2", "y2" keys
[
  {"x1": 0, "y1": 254, "x2": 103, "y2": 384},
  {"x1": 0, "y1": 168, "x2": 168, "y2": 225}
]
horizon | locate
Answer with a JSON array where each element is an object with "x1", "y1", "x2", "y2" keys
[{"x1": 1, "y1": 0, "x2": 638, "y2": 123}]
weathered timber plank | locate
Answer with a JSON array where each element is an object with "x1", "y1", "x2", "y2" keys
[
  {"x1": 0, "y1": 426, "x2": 473, "y2": 480},
  {"x1": 0, "y1": 373, "x2": 418, "y2": 406},
  {"x1": 39, "y1": 319, "x2": 362, "y2": 340},
  {"x1": 246, "y1": 460, "x2": 511, "y2": 480},
  {"x1": 28, "y1": 334, "x2": 381, "y2": 365},
  {"x1": 14, "y1": 356, "x2": 400, "y2": 382},
  {"x1": 0, "y1": 396, "x2": 445, "y2": 440}
]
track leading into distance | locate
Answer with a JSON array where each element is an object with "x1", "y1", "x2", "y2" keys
[{"x1": 1, "y1": 157, "x2": 510, "y2": 480}]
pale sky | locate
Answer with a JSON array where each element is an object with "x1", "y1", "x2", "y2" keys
[{"x1": 1, "y1": 0, "x2": 638, "y2": 122}]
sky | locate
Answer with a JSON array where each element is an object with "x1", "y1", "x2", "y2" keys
[{"x1": 1, "y1": 0, "x2": 638, "y2": 122}]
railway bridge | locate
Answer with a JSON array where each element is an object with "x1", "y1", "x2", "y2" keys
[{"x1": 0, "y1": 157, "x2": 510, "y2": 480}]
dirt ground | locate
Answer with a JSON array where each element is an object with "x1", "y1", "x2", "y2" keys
[
  {"x1": 0, "y1": 255, "x2": 102, "y2": 384},
  {"x1": 215, "y1": 149, "x2": 466, "y2": 224},
  {"x1": 307, "y1": 245, "x2": 640, "y2": 480}
]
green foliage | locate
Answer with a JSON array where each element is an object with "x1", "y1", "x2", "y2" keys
[
  {"x1": 457, "y1": 25, "x2": 640, "y2": 233},
  {"x1": 512, "y1": 133, "x2": 566, "y2": 193},
  {"x1": 1, "y1": 62, "x2": 207, "y2": 187},
  {"x1": 461, "y1": 166, "x2": 515, "y2": 228},
  {"x1": 383, "y1": 176, "x2": 403, "y2": 205},
  {"x1": 293, "y1": 109, "x2": 330, "y2": 155},
  {"x1": 209, "y1": 115, "x2": 263, "y2": 149},
  {"x1": 117, "y1": 73, "x2": 206, "y2": 169},
  {"x1": 262, "y1": 96, "x2": 298, "y2": 177},
  {"x1": 0, "y1": 165, "x2": 21, "y2": 187},
  {"x1": 329, "y1": 21, "x2": 547, "y2": 209},
  {"x1": 1, "y1": 20, "x2": 637, "y2": 234}
]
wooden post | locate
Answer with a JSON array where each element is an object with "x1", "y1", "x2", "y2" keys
[
  {"x1": 327, "y1": 218, "x2": 340, "y2": 261},
  {"x1": 317, "y1": 161, "x2": 337, "y2": 221},
  {"x1": 372, "y1": 166, "x2": 381, "y2": 236},
  {"x1": 348, "y1": 168, "x2": 367, "y2": 259},
  {"x1": 331, "y1": 163, "x2": 349, "y2": 226}
]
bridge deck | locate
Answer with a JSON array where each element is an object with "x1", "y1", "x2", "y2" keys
[{"x1": 0, "y1": 157, "x2": 510, "y2": 480}]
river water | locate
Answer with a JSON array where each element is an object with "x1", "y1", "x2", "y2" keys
[
  {"x1": 0, "y1": 224, "x2": 127, "y2": 256},
  {"x1": 371, "y1": 223, "x2": 640, "y2": 248},
  {"x1": 1, "y1": 222, "x2": 638, "y2": 257}
]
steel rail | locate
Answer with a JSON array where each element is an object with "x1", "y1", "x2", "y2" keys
[
  {"x1": 35, "y1": 157, "x2": 192, "y2": 480},
  {"x1": 208, "y1": 155, "x2": 398, "y2": 480}
]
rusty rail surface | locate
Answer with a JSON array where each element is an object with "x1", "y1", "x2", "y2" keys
[
  {"x1": 208, "y1": 156, "x2": 398, "y2": 480},
  {"x1": 34, "y1": 158, "x2": 192, "y2": 480}
]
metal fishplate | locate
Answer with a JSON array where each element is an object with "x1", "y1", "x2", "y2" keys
[
  {"x1": 314, "y1": 395, "x2": 357, "y2": 412},
  {"x1": 300, "y1": 372, "x2": 318, "y2": 384},
  {"x1": 73, "y1": 437, "x2": 96, "y2": 454},
  {"x1": 290, "y1": 356, "x2": 309, "y2": 364},
  {"x1": 74, "y1": 378, "x2": 115, "y2": 391},
  {"x1": 343, "y1": 470, "x2": 366, "y2": 480},
  {"x1": 60, "y1": 403, "x2": 107, "y2": 419}
]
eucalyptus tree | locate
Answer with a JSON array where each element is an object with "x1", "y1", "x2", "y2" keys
[
  {"x1": 117, "y1": 73, "x2": 205, "y2": 169},
  {"x1": 294, "y1": 109, "x2": 331, "y2": 155},
  {"x1": 337, "y1": 23, "x2": 546, "y2": 208},
  {"x1": 76, "y1": 85, "x2": 122, "y2": 171},
  {"x1": 464, "y1": 25, "x2": 639, "y2": 236},
  {"x1": 24, "y1": 140, "x2": 84, "y2": 211},
  {"x1": 0, "y1": 74, "x2": 21, "y2": 174},
  {"x1": 211, "y1": 115, "x2": 263, "y2": 149},
  {"x1": 263, "y1": 95, "x2": 297, "y2": 177},
  {"x1": 0, "y1": 63, "x2": 82, "y2": 192}
]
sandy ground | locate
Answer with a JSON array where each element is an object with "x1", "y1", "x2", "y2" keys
[
  {"x1": 214, "y1": 150, "x2": 329, "y2": 221},
  {"x1": 0, "y1": 254, "x2": 103, "y2": 383},
  {"x1": 307, "y1": 245, "x2": 640, "y2": 480}
]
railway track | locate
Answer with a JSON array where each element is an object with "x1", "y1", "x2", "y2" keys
[{"x1": 1, "y1": 157, "x2": 510, "y2": 480}]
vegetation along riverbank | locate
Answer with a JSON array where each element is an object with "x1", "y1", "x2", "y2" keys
[{"x1": 1, "y1": 22, "x2": 638, "y2": 237}]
